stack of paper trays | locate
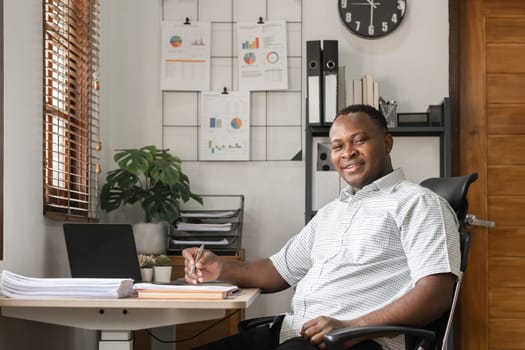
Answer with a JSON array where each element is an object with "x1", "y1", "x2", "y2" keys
[
  {"x1": 0, "y1": 270, "x2": 135, "y2": 299},
  {"x1": 176, "y1": 222, "x2": 233, "y2": 232}
]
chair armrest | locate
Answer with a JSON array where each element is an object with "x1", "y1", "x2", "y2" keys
[
  {"x1": 324, "y1": 325, "x2": 436, "y2": 350},
  {"x1": 238, "y1": 315, "x2": 277, "y2": 332}
]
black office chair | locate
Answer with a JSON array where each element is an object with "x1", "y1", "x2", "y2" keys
[{"x1": 324, "y1": 172, "x2": 479, "y2": 350}]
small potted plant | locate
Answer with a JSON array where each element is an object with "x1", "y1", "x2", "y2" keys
[
  {"x1": 138, "y1": 254, "x2": 156, "y2": 282},
  {"x1": 100, "y1": 145, "x2": 202, "y2": 254},
  {"x1": 153, "y1": 254, "x2": 173, "y2": 283}
]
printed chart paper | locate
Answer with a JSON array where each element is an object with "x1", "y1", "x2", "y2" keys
[
  {"x1": 200, "y1": 91, "x2": 250, "y2": 161},
  {"x1": 236, "y1": 21, "x2": 288, "y2": 91},
  {"x1": 160, "y1": 21, "x2": 211, "y2": 91}
]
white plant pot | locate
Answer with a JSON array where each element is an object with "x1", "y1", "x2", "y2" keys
[
  {"x1": 140, "y1": 268, "x2": 153, "y2": 282},
  {"x1": 153, "y1": 266, "x2": 172, "y2": 283},
  {"x1": 133, "y1": 222, "x2": 167, "y2": 255}
]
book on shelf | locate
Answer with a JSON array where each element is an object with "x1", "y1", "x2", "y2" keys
[
  {"x1": 362, "y1": 73, "x2": 374, "y2": 106},
  {"x1": 345, "y1": 78, "x2": 354, "y2": 106},
  {"x1": 352, "y1": 79, "x2": 362, "y2": 104},
  {"x1": 134, "y1": 282, "x2": 240, "y2": 300},
  {"x1": 372, "y1": 81, "x2": 379, "y2": 109}
]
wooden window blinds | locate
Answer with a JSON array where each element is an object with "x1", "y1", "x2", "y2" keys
[{"x1": 43, "y1": 0, "x2": 100, "y2": 221}]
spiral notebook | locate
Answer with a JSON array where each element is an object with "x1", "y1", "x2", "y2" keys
[{"x1": 63, "y1": 223, "x2": 143, "y2": 283}]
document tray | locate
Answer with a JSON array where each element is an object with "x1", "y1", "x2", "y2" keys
[{"x1": 168, "y1": 195, "x2": 244, "y2": 256}]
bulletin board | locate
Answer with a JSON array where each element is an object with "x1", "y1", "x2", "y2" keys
[{"x1": 161, "y1": 0, "x2": 303, "y2": 161}]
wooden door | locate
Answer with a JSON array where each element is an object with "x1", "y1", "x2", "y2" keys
[{"x1": 459, "y1": 1, "x2": 525, "y2": 349}]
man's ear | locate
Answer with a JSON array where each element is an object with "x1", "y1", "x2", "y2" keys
[{"x1": 384, "y1": 133, "x2": 394, "y2": 154}]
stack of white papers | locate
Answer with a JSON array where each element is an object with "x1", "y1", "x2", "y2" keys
[
  {"x1": 172, "y1": 238, "x2": 230, "y2": 246},
  {"x1": 180, "y1": 210, "x2": 237, "y2": 219},
  {"x1": 176, "y1": 222, "x2": 233, "y2": 232},
  {"x1": 0, "y1": 270, "x2": 135, "y2": 299}
]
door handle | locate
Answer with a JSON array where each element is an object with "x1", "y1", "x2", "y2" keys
[{"x1": 465, "y1": 214, "x2": 496, "y2": 228}]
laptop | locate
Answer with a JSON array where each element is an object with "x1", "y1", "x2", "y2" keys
[{"x1": 63, "y1": 223, "x2": 143, "y2": 282}]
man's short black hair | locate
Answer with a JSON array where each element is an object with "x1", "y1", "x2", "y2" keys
[{"x1": 335, "y1": 104, "x2": 388, "y2": 132}]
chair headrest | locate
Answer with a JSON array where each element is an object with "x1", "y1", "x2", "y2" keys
[{"x1": 420, "y1": 173, "x2": 478, "y2": 224}]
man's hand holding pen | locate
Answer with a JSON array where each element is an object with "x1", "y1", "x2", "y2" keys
[
  {"x1": 189, "y1": 244, "x2": 205, "y2": 275},
  {"x1": 182, "y1": 245, "x2": 221, "y2": 284}
]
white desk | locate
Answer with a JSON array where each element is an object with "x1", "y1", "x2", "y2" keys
[{"x1": 0, "y1": 288, "x2": 260, "y2": 350}]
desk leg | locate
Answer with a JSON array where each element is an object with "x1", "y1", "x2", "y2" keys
[{"x1": 99, "y1": 331, "x2": 133, "y2": 350}]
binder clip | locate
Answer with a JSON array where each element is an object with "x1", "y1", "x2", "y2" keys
[
  {"x1": 184, "y1": 17, "x2": 191, "y2": 25},
  {"x1": 221, "y1": 87, "x2": 229, "y2": 95}
]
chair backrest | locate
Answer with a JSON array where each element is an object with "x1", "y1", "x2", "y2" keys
[
  {"x1": 420, "y1": 173, "x2": 478, "y2": 231},
  {"x1": 417, "y1": 172, "x2": 478, "y2": 350}
]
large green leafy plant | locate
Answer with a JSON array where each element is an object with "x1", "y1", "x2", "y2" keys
[{"x1": 100, "y1": 145, "x2": 202, "y2": 224}]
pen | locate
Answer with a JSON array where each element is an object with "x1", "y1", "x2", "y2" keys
[{"x1": 190, "y1": 244, "x2": 205, "y2": 275}]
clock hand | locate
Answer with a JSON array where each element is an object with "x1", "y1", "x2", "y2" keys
[
  {"x1": 367, "y1": 0, "x2": 376, "y2": 26},
  {"x1": 366, "y1": 0, "x2": 378, "y2": 8}
]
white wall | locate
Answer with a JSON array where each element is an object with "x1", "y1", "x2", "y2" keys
[
  {"x1": 0, "y1": 0, "x2": 448, "y2": 349},
  {"x1": 0, "y1": 0, "x2": 97, "y2": 349}
]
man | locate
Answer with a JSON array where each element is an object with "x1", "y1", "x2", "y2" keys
[{"x1": 183, "y1": 104, "x2": 460, "y2": 350}]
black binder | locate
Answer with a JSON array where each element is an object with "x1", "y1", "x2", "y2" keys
[
  {"x1": 306, "y1": 40, "x2": 322, "y2": 125},
  {"x1": 322, "y1": 40, "x2": 338, "y2": 124}
]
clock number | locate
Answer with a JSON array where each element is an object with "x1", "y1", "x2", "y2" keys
[
  {"x1": 340, "y1": 0, "x2": 347, "y2": 9},
  {"x1": 355, "y1": 21, "x2": 361, "y2": 31},
  {"x1": 391, "y1": 13, "x2": 398, "y2": 23},
  {"x1": 346, "y1": 12, "x2": 352, "y2": 23},
  {"x1": 382, "y1": 22, "x2": 388, "y2": 32},
  {"x1": 368, "y1": 25, "x2": 375, "y2": 36}
]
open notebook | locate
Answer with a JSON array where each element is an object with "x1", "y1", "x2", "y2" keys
[{"x1": 63, "y1": 223, "x2": 143, "y2": 283}]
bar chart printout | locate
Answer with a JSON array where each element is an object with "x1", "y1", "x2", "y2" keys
[
  {"x1": 236, "y1": 21, "x2": 288, "y2": 91},
  {"x1": 199, "y1": 91, "x2": 250, "y2": 161}
]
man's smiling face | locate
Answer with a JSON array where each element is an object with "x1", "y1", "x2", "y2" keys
[{"x1": 329, "y1": 111, "x2": 394, "y2": 192}]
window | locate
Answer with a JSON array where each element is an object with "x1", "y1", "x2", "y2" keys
[{"x1": 43, "y1": 0, "x2": 100, "y2": 221}]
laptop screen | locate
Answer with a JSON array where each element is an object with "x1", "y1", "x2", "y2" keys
[{"x1": 63, "y1": 223, "x2": 142, "y2": 282}]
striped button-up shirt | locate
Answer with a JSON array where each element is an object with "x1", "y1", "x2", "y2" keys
[{"x1": 269, "y1": 169, "x2": 461, "y2": 349}]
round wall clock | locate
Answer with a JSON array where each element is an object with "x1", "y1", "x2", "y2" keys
[{"x1": 338, "y1": 0, "x2": 407, "y2": 39}]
